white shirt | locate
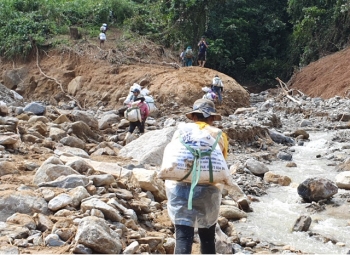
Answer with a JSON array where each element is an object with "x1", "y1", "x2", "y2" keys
[{"x1": 212, "y1": 77, "x2": 223, "y2": 87}]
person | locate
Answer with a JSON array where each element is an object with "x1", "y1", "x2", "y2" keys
[
  {"x1": 202, "y1": 88, "x2": 217, "y2": 102},
  {"x1": 211, "y1": 75, "x2": 224, "y2": 104},
  {"x1": 100, "y1": 23, "x2": 108, "y2": 33},
  {"x1": 184, "y1": 46, "x2": 194, "y2": 67},
  {"x1": 99, "y1": 31, "x2": 106, "y2": 48},
  {"x1": 197, "y1": 36, "x2": 209, "y2": 67},
  {"x1": 123, "y1": 88, "x2": 141, "y2": 106},
  {"x1": 123, "y1": 96, "x2": 150, "y2": 145},
  {"x1": 179, "y1": 50, "x2": 185, "y2": 67},
  {"x1": 164, "y1": 99, "x2": 228, "y2": 254}
]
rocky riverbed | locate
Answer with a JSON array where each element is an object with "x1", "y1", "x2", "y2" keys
[{"x1": 0, "y1": 82, "x2": 350, "y2": 254}]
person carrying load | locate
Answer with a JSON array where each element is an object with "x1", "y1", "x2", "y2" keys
[{"x1": 158, "y1": 99, "x2": 229, "y2": 254}]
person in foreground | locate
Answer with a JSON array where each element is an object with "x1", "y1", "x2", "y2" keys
[{"x1": 164, "y1": 99, "x2": 228, "y2": 254}]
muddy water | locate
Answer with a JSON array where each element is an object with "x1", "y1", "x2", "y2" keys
[{"x1": 234, "y1": 131, "x2": 350, "y2": 253}]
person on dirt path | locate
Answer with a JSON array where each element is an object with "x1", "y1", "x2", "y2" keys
[
  {"x1": 163, "y1": 99, "x2": 228, "y2": 254},
  {"x1": 184, "y1": 46, "x2": 194, "y2": 67},
  {"x1": 211, "y1": 75, "x2": 224, "y2": 104},
  {"x1": 198, "y1": 36, "x2": 209, "y2": 67},
  {"x1": 123, "y1": 96, "x2": 150, "y2": 145},
  {"x1": 100, "y1": 23, "x2": 108, "y2": 33},
  {"x1": 99, "y1": 31, "x2": 106, "y2": 48}
]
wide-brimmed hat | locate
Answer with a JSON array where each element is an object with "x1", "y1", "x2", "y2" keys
[{"x1": 185, "y1": 99, "x2": 221, "y2": 121}]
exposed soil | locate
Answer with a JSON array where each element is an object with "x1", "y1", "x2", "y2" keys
[
  {"x1": 289, "y1": 46, "x2": 350, "y2": 99},
  {"x1": 0, "y1": 28, "x2": 250, "y2": 118}
]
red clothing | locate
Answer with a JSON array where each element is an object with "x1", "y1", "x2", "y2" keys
[
  {"x1": 137, "y1": 101, "x2": 149, "y2": 120},
  {"x1": 127, "y1": 100, "x2": 149, "y2": 121}
]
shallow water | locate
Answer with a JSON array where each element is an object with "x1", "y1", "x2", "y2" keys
[{"x1": 234, "y1": 131, "x2": 350, "y2": 254}]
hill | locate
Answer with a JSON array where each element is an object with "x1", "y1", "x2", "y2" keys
[{"x1": 0, "y1": 29, "x2": 250, "y2": 116}]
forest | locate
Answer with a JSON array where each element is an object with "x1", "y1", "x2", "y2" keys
[{"x1": 1, "y1": 0, "x2": 350, "y2": 89}]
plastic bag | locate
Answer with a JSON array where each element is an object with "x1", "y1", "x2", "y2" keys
[{"x1": 159, "y1": 123, "x2": 230, "y2": 184}]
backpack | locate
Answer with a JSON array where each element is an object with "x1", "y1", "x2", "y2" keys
[
  {"x1": 124, "y1": 103, "x2": 142, "y2": 122},
  {"x1": 213, "y1": 77, "x2": 222, "y2": 87},
  {"x1": 100, "y1": 26, "x2": 106, "y2": 32},
  {"x1": 185, "y1": 49, "x2": 193, "y2": 58}
]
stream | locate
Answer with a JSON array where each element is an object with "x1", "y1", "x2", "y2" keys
[{"x1": 234, "y1": 131, "x2": 350, "y2": 254}]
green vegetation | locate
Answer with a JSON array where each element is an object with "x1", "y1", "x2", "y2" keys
[{"x1": 1, "y1": 0, "x2": 350, "y2": 88}]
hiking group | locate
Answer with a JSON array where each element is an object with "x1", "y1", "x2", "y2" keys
[
  {"x1": 119, "y1": 34, "x2": 228, "y2": 254},
  {"x1": 120, "y1": 83, "x2": 229, "y2": 254},
  {"x1": 180, "y1": 36, "x2": 209, "y2": 67}
]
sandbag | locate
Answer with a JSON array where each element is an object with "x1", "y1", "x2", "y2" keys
[
  {"x1": 203, "y1": 91, "x2": 216, "y2": 101},
  {"x1": 159, "y1": 123, "x2": 230, "y2": 184},
  {"x1": 124, "y1": 105, "x2": 142, "y2": 122},
  {"x1": 144, "y1": 96, "x2": 157, "y2": 113},
  {"x1": 130, "y1": 83, "x2": 142, "y2": 92}
]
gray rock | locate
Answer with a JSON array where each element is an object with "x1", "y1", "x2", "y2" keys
[
  {"x1": 33, "y1": 163, "x2": 80, "y2": 185},
  {"x1": 49, "y1": 127, "x2": 67, "y2": 141},
  {"x1": 0, "y1": 116, "x2": 18, "y2": 132},
  {"x1": 73, "y1": 244, "x2": 93, "y2": 254},
  {"x1": 38, "y1": 174, "x2": 89, "y2": 189},
  {"x1": 44, "y1": 233, "x2": 65, "y2": 246},
  {"x1": 292, "y1": 215, "x2": 312, "y2": 232},
  {"x1": 119, "y1": 127, "x2": 176, "y2": 165},
  {"x1": 60, "y1": 136, "x2": 86, "y2": 149},
  {"x1": 81, "y1": 198, "x2": 122, "y2": 222},
  {"x1": 48, "y1": 193, "x2": 73, "y2": 211},
  {"x1": 75, "y1": 216, "x2": 122, "y2": 254},
  {"x1": 23, "y1": 102, "x2": 46, "y2": 115},
  {"x1": 66, "y1": 159, "x2": 94, "y2": 174},
  {"x1": 88, "y1": 174, "x2": 115, "y2": 187},
  {"x1": 335, "y1": 171, "x2": 350, "y2": 189},
  {"x1": 68, "y1": 186, "x2": 91, "y2": 208},
  {"x1": 269, "y1": 129, "x2": 294, "y2": 144},
  {"x1": 123, "y1": 241, "x2": 139, "y2": 254},
  {"x1": 219, "y1": 205, "x2": 247, "y2": 220},
  {"x1": 297, "y1": 177, "x2": 338, "y2": 202},
  {"x1": 71, "y1": 110, "x2": 98, "y2": 130},
  {"x1": 2, "y1": 68, "x2": 28, "y2": 90},
  {"x1": 0, "y1": 191, "x2": 49, "y2": 221},
  {"x1": 98, "y1": 113, "x2": 120, "y2": 130},
  {"x1": 277, "y1": 151, "x2": 293, "y2": 161},
  {"x1": 54, "y1": 145, "x2": 89, "y2": 158},
  {"x1": 245, "y1": 159, "x2": 269, "y2": 175},
  {"x1": 69, "y1": 121, "x2": 102, "y2": 143}
]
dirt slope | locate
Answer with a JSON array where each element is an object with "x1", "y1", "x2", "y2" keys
[
  {"x1": 289, "y1": 47, "x2": 350, "y2": 98},
  {"x1": 0, "y1": 30, "x2": 250, "y2": 116}
]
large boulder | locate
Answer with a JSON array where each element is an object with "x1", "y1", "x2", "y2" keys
[
  {"x1": 71, "y1": 110, "x2": 98, "y2": 130},
  {"x1": 23, "y1": 102, "x2": 46, "y2": 115},
  {"x1": 132, "y1": 169, "x2": 166, "y2": 202},
  {"x1": 119, "y1": 127, "x2": 176, "y2": 165},
  {"x1": 0, "y1": 190, "x2": 49, "y2": 221},
  {"x1": 297, "y1": 177, "x2": 338, "y2": 202},
  {"x1": 69, "y1": 121, "x2": 102, "y2": 143},
  {"x1": 335, "y1": 171, "x2": 350, "y2": 189},
  {"x1": 33, "y1": 163, "x2": 80, "y2": 185}
]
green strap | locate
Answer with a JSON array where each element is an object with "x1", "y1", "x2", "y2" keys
[{"x1": 179, "y1": 131, "x2": 222, "y2": 210}]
